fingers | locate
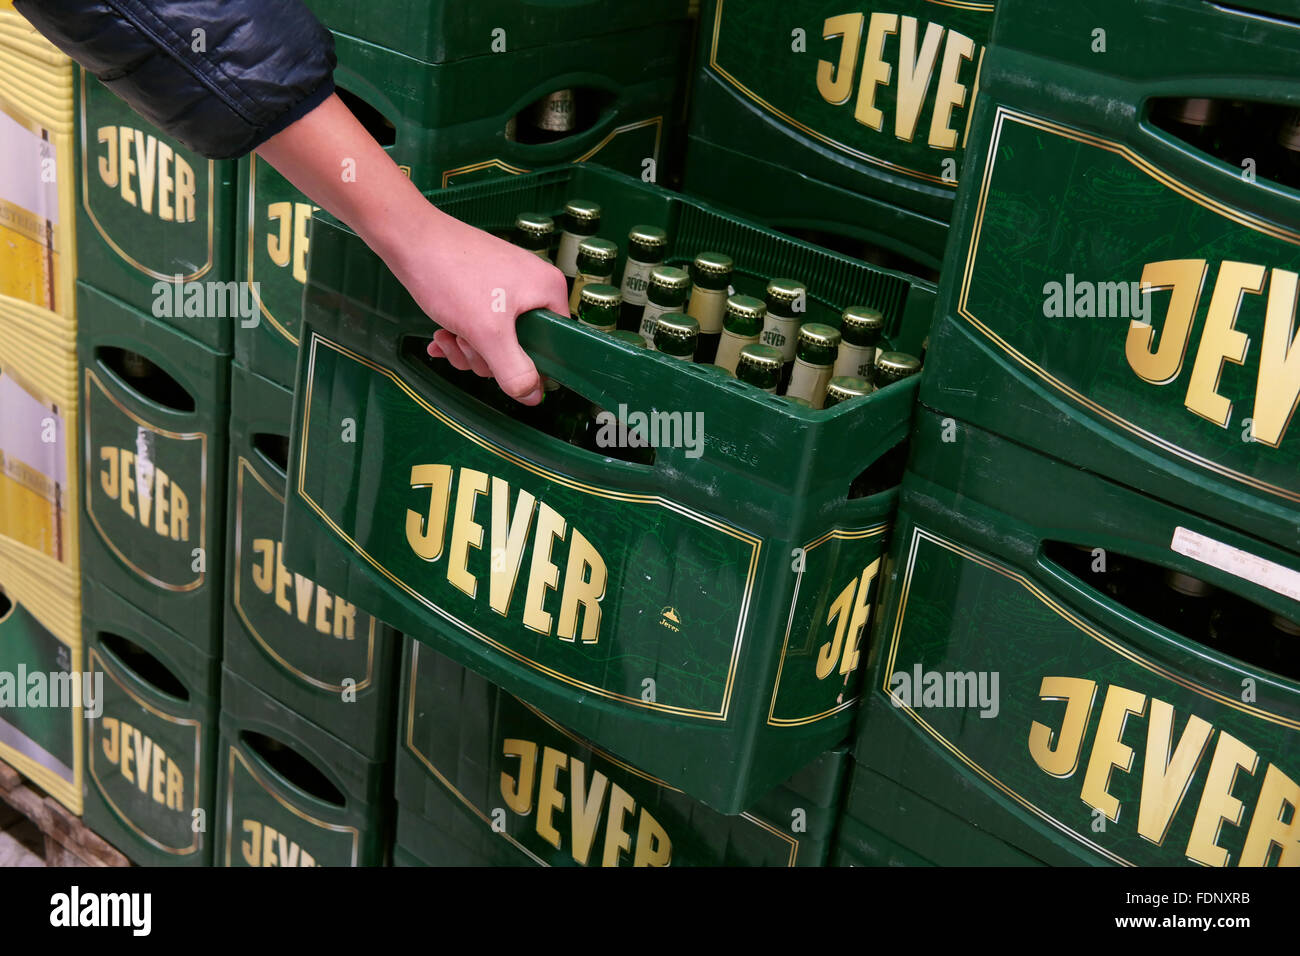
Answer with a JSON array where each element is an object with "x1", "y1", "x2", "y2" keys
[
  {"x1": 433, "y1": 329, "x2": 471, "y2": 371},
  {"x1": 458, "y1": 341, "x2": 491, "y2": 378},
  {"x1": 472, "y1": 329, "x2": 542, "y2": 405}
]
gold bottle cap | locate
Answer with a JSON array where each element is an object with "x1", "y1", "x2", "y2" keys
[
  {"x1": 577, "y1": 236, "x2": 619, "y2": 264},
  {"x1": 1171, "y1": 97, "x2": 1218, "y2": 128},
  {"x1": 564, "y1": 199, "x2": 601, "y2": 224},
  {"x1": 1271, "y1": 613, "x2": 1300, "y2": 636},
  {"x1": 693, "y1": 252, "x2": 733, "y2": 277},
  {"x1": 515, "y1": 212, "x2": 554, "y2": 239},
  {"x1": 842, "y1": 305, "x2": 885, "y2": 334},
  {"x1": 785, "y1": 396, "x2": 815, "y2": 408},
  {"x1": 798, "y1": 323, "x2": 842, "y2": 349},
  {"x1": 738, "y1": 343, "x2": 782, "y2": 371},
  {"x1": 655, "y1": 313, "x2": 699, "y2": 339},
  {"x1": 765, "y1": 277, "x2": 804, "y2": 305},
  {"x1": 628, "y1": 224, "x2": 669, "y2": 248},
  {"x1": 875, "y1": 351, "x2": 921, "y2": 378},
  {"x1": 725, "y1": 295, "x2": 766, "y2": 321},
  {"x1": 579, "y1": 283, "x2": 622, "y2": 309},
  {"x1": 1278, "y1": 109, "x2": 1300, "y2": 153},
  {"x1": 1165, "y1": 570, "x2": 1212, "y2": 597},
  {"x1": 826, "y1": 376, "x2": 873, "y2": 403},
  {"x1": 649, "y1": 265, "x2": 692, "y2": 293}
]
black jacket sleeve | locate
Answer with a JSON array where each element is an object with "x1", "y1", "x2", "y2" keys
[{"x1": 14, "y1": 0, "x2": 336, "y2": 159}]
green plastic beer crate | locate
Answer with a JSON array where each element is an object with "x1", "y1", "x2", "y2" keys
[
  {"x1": 303, "y1": 0, "x2": 689, "y2": 64},
  {"x1": 682, "y1": 0, "x2": 996, "y2": 267},
  {"x1": 235, "y1": 25, "x2": 687, "y2": 388},
  {"x1": 224, "y1": 363, "x2": 400, "y2": 759},
  {"x1": 282, "y1": 163, "x2": 935, "y2": 813},
  {"x1": 851, "y1": 406, "x2": 1300, "y2": 867},
  {"x1": 77, "y1": 282, "x2": 230, "y2": 655},
  {"x1": 396, "y1": 639, "x2": 847, "y2": 865},
  {"x1": 82, "y1": 578, "x2": 220, "y2": 866},
  {"x1": 75, "y1": 67, "x2": 238, "y2": 352},
  {"x1": 215, "y1": 668, "x2": 390, "y2": 867},
  {"x1": 922, "y1": 0, "x2": 1300, "y2": 557}
]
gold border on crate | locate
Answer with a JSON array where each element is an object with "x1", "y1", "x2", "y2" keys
[
  {"x1": 244, "y1": 152, "x2": 305, "y2": 347},
  {"x1": 87, "y1": 646, "x2": 203, "y2": 856},
  {"x1": 222, "y1": 745, "x2": 360, "y2": 867},
  {"x1": 708, "y1": 0, "x2": 991, "y2": 189},
  {"x1": 924, "y1": 0, "x2": 995, "y2": 11},
  {"x1": 77, "y1": 68, "x2": 216, "y2": 283},
  {"x1": 298, "y1": 333, "x2": 761, "y2": 720},
  {"x1": 882, "y1": 525, "x2": 1300, "y2": 867},
  {"x1": 402, "y1": 641, "x2": 800, "y2": 866},
  {"x1": 439, "y1": 117, "x2": 665, "y2": 188},
  {"x1": 959, "y1": 107, "x2": 1300, "y2": 506},
  {"x1": 766, "y1": 523, "x2": 889, "y2": 726},
  {"x1": 82, "y1": 367, "x2": 209, "y2": 592},
  {"x1": 233, "y1": 456, "x2": 378, "y2": 693}
]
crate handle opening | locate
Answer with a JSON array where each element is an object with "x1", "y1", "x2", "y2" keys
[
  {"x1": 336, "y1": 88, "x2": 396, "y2": 148},
  {"x1": 97, "y1": 347, "x2": 196, "y2": 413},
  {"x1": 508, "y1": 86, "x2": 618, "y2": 147},
  {"x1": 252, "y1": 432, "x2": 291, "y2": 477},
  {"x1": 239, "y1": 730, "x2": 347, "y2": 808},
  {"x1": 97, "y1": 632, "x2": 190, "y2": 702}
]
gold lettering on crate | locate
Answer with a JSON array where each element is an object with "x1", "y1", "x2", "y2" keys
[
  {"x1": 1028, "y1": 678, "x2": 1299, "y2": 865},
  {"x1": 816, "y1": 12, "x2": 979, "y2": 149},
  {"x1": 95, "y1": 126, "x2": 197, "y2": 222},
  {"x1": 99, "y1": 717, "x2": 186, "y2": 810},
  {"x1": 499, "y1": 739, "x2": 672, "y2": 866},
  {"x1": 266, "y1": 200, "x2": 317, "y2": 284},
  {"x1": 239, "y1": 820, "x2": 318, "y2": 867},
  {"x1": 250, "y1": 538, "x2": 358, "y2": 639},
  {"x1": 98, "y1": 446, "x2": 190, "y2": 541},
  {"x1": 404, "y1": 466, "x2": 607, "y2": 643},
  {"x1": 1126, "y1": 260, "x2": 1300, "y2": 447}
]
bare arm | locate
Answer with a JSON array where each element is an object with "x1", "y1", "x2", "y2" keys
[{"x1": 256, "y1": 94, "x2": 569, "y2": 405}]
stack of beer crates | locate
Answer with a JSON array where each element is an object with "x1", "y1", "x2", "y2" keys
[
  {"x1": 238, "y1": 1, "x2": 694, "y2": 395},
  {"x1": 835, "y1": 0, "x2": 1300, "y2": 866},
  {"x1": 681, "y1": 0, "x2": 996, "y2": 275},
  {"x1": 278, "y1": 155, "x2": 939, "y2": 863},
  {"x1": 0, "y1": 1, "x2": 83, "y2": 817},
  {"x1": 73, "y1": 58, "x2": 234, "y2": 864}
]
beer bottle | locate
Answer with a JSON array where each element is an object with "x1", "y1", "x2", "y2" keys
[
  {"x1": 762, "y1": 278, "x2": 805, "y2": 392},
  {"x1": 687, "y1": 252, "x2": 733, "y2": 366},
  {"x1": 638, "y1": 266, "x2": 691, "y2": 347},
  {"x1": 874, "y1": 351, "x2": 922, "y2": 389},
  {"x1": 787, "y1": 323, "x2": 841, "y2": 407},
  {"x1": 577, "y1": 284, "x2": 621, "y2": 333},
  {"x1": 515, "y1": 213, "x2": 554, "y2": 261},
  {"x1": 118, "y1": 349, "x2": 190, "y2": 409},
  {"x1": 569, "y1": 238, "x2": 619, "y2": 315},
  {"x1": 1266, "y1": 612, "x2": 1299, "y2": 678},
  {"x1": 610, "y1": 329, "x2": 649, "y2": 349},
  {"x1": 1162, "y1": 570, "x2": 1215, "y2": 644},
  {"x1": 736, "y1": 344, "x2": 782, "y2": 393},
  {"x1": 713, "y1": 295, "x2": 765, "y2": 375},
  {"x1": 1159, "y1": 98, "x2": 1222, "y2": 156},
  {"x1": 653, "y1": 313, "x2": 700, "y2": 361},
  {"x1": 529, "y1": 89, "x2": 576, "y2": 142},
  {"x1": 620, "y1": 225, "x2": 668, "y2": 329},
  {"x1": 1274, "y1": 108, "x2": 1300, "y2": 190},
  {"x1": 557, "y1": 200, "x2": 601, "y2": 279},
  {"x1": 833, "y1": 306, "x2": 884, "y2": 381},
  {"x1": 823, "y1": 376, "x2": 873, "y2": 410},
  {"x1": 784, "y1": 396, "x2": 815, "y2": 409}
]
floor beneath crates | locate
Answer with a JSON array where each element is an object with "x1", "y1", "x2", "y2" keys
[{"x1": 0, "y1": 802, "x2": 46, "y2": 867}]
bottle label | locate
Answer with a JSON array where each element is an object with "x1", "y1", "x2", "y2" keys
[
  {"x1": 713, "y1": 329, "x2": 757, "y2": 375},
  {"x1": 788, "y1": 359, "x2": 833, "y2": 408},
  {"x1": 687, "y1": 286, "x2": 728, "y2": 334},
  {"x1": 833, "y1": 342, "x2": 876, "y2": 381},
  {"x1": 620, "y1": 259, "x2": 654, "y2": 307},
  {"x1": 556, "y1": 232, "x2": 582, "y2": 277},
  {"x1": 761, "y1": 314, "x2": 799, "y2": 363},
  {"x1": 638, "y1": 302, "x2": 682, "y2": 348}
]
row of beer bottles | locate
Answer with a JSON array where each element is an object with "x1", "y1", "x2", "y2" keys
[
  {"x1": 1154, "y1": 97, "x2": 1300, "y2": 189},
  {"x1": 1050, "y1": 542, "x2": 1300, "y2": 682}
]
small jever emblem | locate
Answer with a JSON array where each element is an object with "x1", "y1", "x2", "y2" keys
[{"x1": 659, "y1": 607, "x2": 680, "y2": 632}]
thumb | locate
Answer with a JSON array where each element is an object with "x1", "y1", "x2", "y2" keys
[{"x1": 473, "y1": 321, "x2": 542, "y2": 404}]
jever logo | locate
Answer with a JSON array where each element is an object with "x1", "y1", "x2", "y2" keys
[
  {"x1": 98, "y1": 445, "x2": 190, "y2": 543},
  {"x1": 99, "y1": 717, "x2": 186, "y2": 812},
  {"x1": 501, "y1": 738, "x2": 672, "y2": 866},
  {"x1": 405, "y1": 466, "x2": 607, "y2": 643},
  {"x1": 251, "y1": 537, "x2": 359, "y2": 639},
  {"x1": 1029, "y1": 676, "x2": 1299, "y2": 866},
  {"x1": 1127, "y1": 259, "x2": 1300, "y2": 448},
  {"x1": 95, "y1": 126, "x2": 197, "y2": 222},
  {"x1": 240, "y1": 820, "x2": 318, "y2": 867},
  {"x1": 816, "y1": 12, "x2": 982, "y2": 151}
]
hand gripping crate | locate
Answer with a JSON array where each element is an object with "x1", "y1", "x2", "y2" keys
[{"x1": 281, "y1": 163, "x2": 935, "y2": 813}]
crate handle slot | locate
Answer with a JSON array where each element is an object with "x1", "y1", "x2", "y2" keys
[
  {"x1": 96, "y1": 347, "x2": 196, "y2": 413},
  {"x1": 335, "y1": 87, "x2": 397, "y2": 148},
  {"x1": 97, "y1": 632, "x2": 190, "y2": 702},
  {"x1": 252, "y1": 432, "x2": 291, "y2": 477},
  {"x1": 238, "y1": 730, "x2": 347, "y2": 808}
]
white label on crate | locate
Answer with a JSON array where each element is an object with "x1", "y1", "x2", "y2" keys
[
  {"x1": 1170, "y1": 526, "x2": 1300, "y2": 602},
  {"x1": 0, "y1": 107, "x2": 59, "y2": 226}
]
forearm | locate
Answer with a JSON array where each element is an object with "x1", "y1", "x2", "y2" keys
[{"x1": 254, "y1": 94, "x2": 433, "y2": 267}]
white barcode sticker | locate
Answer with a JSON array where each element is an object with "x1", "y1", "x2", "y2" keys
[{"x1": 1170, "y1": 527, "x2": 1300, "y2": 602}]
